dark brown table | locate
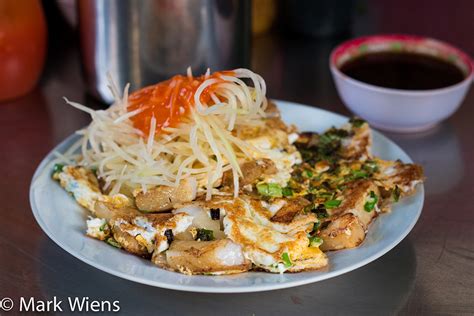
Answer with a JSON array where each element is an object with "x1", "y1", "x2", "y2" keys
[{"x1": 1, "y1": 1, "x2": 473, "y2": 315}]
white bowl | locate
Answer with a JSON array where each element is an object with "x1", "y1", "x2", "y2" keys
[{"x1": 330, "y1": 35, "x2": 474, "y2": 133}]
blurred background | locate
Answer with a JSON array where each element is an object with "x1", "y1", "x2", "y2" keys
[{"x1": 2, "y1": 0, "x2": 473, "y2": 106}]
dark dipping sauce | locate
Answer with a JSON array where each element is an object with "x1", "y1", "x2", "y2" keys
[{"x1": 339, "y1": 52, "x2": 466, "y2": 90}]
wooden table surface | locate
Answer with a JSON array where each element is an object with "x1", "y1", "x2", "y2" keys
[{"x1": 1, "y1": 1, "x2": 473, "y2": 315}]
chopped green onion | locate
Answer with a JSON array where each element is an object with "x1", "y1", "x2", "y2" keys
[
  {"x1": 316, "y1": 210, "x2": 328, "y2": 219},
  {"x1": 304, "y1": 203, "x2": 315, "y2": 213},
  {"x1": 324, "y1": 199, "x2": 341, "y2": 209},
  {"x1": 267, "y1": 183, "x2": 282, "y2": 197},
  {"x1": 318, "y1": 134, "x2": 332, "y2": 145},
  {"x1": 318, "y1": 129, "x2": 349, "y2": 155},
  {"x1": 364, "y1": 191, "x2": 378, "y2": 212},
  {"x1": 363, "y1": 160, "x2": 379, "y2": 173},
  {"x1": 317, "y1": 192, "x2": 334, "y2": 199},
  {"x1": 392, "y1": 186, "x2": 401, "y2": 202},
  {"x1": 53, "y1": 163, "x2": 64, "y2": 174},
  {"x1": 308, "y1": 235, "x2": 323, "y2": 247},
  {"x1": 99, "y1": 222, "x2": 108, "y2": 232},
  {"x1": 349, "y1": 117, "x2": 366, "y2": 128},
  {"x1": 311, "y1": 222, "x2": 321, "y2": 234},
  {"x1": 256, "y1": 183, "x2": 282, "y2": 198},
  {"x1": 351, "y1": 169, "x2": 368, "y2": 180},
  {"x1": 281, "y1": 252, "x2": 292, "y2": 268},
  {"x1": 302, "y1": 170, "x2": 313, "y2": 178},
  {"x1": 326, "y1": 128, "x2": 350, "y2": 140},
  {"x1": 195, "y1": 228, "x2": 214, "y2": 241},
  {"x1": 313, "y1": 205, "x2": 329, "y2": 219},
  {"x1": 106, "y1": 237, "x2": 122, "y2": 248},
  {"x1": 282, "y1": 186, "x2": 293, "y2": 197}
]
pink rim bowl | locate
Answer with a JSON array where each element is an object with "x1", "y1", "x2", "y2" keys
[{"x1": 330, "y1": 34, "x2": 474, "y2": 133}]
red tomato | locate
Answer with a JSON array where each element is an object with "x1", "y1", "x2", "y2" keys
[{"x1": 0, "y1": 0, "x2": 47, "y2": 102}]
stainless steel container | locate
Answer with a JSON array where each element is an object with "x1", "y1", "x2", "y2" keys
[{"x1": 78, "y1": 0, "x2": 250, "y2": 104}]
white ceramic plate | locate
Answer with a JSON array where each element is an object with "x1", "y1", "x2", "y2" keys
[{"x1": 30, "y1": 100, "x2": 424, "y2": 293}]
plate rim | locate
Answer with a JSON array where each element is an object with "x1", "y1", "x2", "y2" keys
[{"x1": 29, "y1": 100, "x2": 424, "y2": 293}]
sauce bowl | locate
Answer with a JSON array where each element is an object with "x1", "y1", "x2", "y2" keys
[{"x1": 330, "y1": 35, "x2": 473, "y2": 133}]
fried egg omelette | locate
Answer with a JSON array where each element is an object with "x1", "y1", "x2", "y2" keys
[{"x1": 53, "y1": 69, "x2": 423, "y2": 275}]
